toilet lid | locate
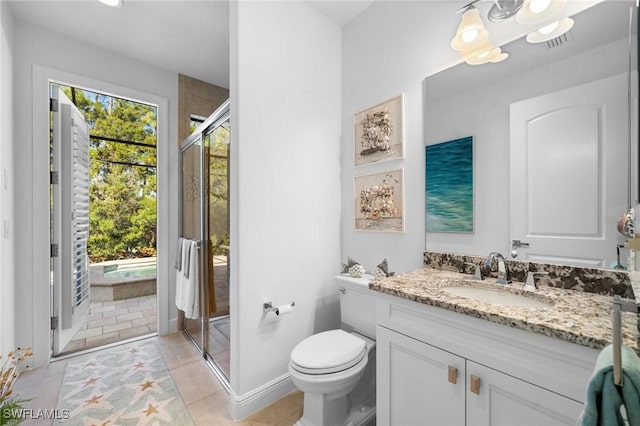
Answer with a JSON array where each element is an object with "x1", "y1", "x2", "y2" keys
[{"x1": 290, "y1": 330, "x2": 366, "y2": 375}]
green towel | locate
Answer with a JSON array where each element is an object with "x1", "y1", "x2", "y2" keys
[{"x1": 581, "y1": 344, "x2": 640, "y2": 426}]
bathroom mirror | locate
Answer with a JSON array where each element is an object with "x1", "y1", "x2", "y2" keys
[{"x1": 424, "y1": 0, "x2": 638, "y2": 269}]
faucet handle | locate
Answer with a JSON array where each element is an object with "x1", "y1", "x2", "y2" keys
[
  {"x1": 524, "y1": 271, "x2": 549, "y2": 291},
  {"x1": 464, "y1": 262, "x2": 483, "y2": 281}
]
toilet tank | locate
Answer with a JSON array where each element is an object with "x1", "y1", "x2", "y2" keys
[{"x1": 336, "y1": 274, "x2": 377, "y2": 339}]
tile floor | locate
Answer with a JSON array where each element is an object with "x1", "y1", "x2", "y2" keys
[
  {"x1": 61, "y1": 294, "x2": 157, "y2": 354},
  {"x1": 14, "y1": 333, "x2": 303, "y2": 425}
]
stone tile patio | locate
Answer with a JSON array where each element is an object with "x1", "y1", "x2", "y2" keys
[{"x1": 60, "y1": 294, "x2": 157, "y2": 355}]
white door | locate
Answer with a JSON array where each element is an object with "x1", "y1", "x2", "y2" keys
[
  {"x1": 510, "y1": 74, "x2": 628, "y2": 267},
  {"x1": 51, "y1": 86, "x2": 91, "y2": 356}
]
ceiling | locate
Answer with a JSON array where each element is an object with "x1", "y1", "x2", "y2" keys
[
  {"x1": 6, "y1": 0, "x2": 374, "y2": 90},
  {"x1": 305, "y1": 0, "x2": 374, "y2": 26},
  {"x1": 7, "y1": 0, "x2": 617, "y2": 91}
]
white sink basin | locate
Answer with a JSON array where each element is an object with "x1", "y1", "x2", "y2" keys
[{"x1": 441, "y1": 286, "x2": 553, "y2": 309}]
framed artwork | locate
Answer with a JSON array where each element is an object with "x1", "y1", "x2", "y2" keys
[
  {"x1": 355, "y1": 169, "x2": 404, "y2": 232},
  {"x1": 354, "y1": 94, "x2": 404, "y2": 167},
  {"x1": 425, "y1": 136, "x2": 474, "y2": 233}
]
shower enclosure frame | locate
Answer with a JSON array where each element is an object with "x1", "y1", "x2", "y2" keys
[{"x1": 179, "y1": 98, "x2": 231, "y2": 390}]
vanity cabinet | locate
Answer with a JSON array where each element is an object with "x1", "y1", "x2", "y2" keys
[
  {"x1": 376, "y1": 293, "x2": 598, "y2": 426},
  {"x1": 377, "y1": 326, "x2": 465, "y2": 425},
  {"x1": 466, "y1": 360, "x2": 582, "y2": 425}
]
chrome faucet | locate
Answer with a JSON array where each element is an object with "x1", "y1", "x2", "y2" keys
[{"x1": 484, "y1": 252, "x2": 512, "y2": 284}]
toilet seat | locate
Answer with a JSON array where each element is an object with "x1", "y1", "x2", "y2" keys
[{"x1": 290, "y1": 329, "x2": 367, "y2": 375}]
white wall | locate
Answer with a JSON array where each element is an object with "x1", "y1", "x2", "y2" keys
[
  {"x1": 230, "y1": 0, "x2": 342, "y2": 417},
  {"x1": 342, "y1": 1, "x2": 456, "y2": 275},
  {"x1": 0, "y1": 1, "x2": 15, "y2": 355},
  {"x1": 13, "y1": 19, "x2": 179, "y2": 366}
]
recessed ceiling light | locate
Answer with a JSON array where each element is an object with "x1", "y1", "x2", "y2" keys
[{"x1": 99, "y1": 0, "x2": 123, "y2": 7}]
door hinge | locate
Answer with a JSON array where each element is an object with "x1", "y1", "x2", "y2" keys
[
  {"x1": 50, "y1": 98, "x2": 59, "y2": 112},
  {"x1": 50, "y1": 171, "x2": 59, "y2": 185},
  {"x1": 51, "y1": 243, "x2": 59, "y2": 258},
  {"x1": 50, "y1": 316, "x2": 58, "y2": 330}
]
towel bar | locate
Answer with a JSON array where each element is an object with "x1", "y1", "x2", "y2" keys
[{"x1": 612, "y1": 295, "x2": 640, "y2": 386}]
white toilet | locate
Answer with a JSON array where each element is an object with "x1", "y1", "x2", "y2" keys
[{"x1": 289, "y1": 274, "x2": 377, "y2": 426}]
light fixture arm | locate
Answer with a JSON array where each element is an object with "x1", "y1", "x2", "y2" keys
[{"x1": 456, "y1": 0, "x2": 482, "y2": 15}]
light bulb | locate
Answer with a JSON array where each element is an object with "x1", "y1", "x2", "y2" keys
[
  {"x1": 461, "y1": 29, "x2": 479, "y2": 43},
  {"x1": 529, "y1": 0, "x2": 552, "y2": 14}
]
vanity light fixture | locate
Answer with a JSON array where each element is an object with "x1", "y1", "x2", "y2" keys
[
  {"x1": 99, "y1": 0, "x2": 123, "y2": 7},
  {"x1": 451, "y1": 5, "x2": 490, "y2": 53},
  {"x1": 525, "y1": 17, "x2": 574, "y2": 43}
]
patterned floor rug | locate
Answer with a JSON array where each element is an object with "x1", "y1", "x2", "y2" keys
[{"x1": 55, "y1": 340, "x2": 194, "y2": 425}]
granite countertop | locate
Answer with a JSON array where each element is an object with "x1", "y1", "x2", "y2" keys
[{"x1": 370, "y1": 268, "x2": 639, "y2": 353}]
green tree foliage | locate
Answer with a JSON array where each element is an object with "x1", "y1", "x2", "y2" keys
[
  {"x1": 61, "y1": 87, "x2": 157, "y2": 262},
  {"x1": 207, "y1": 124, "x2": 230, "y2": 255}
]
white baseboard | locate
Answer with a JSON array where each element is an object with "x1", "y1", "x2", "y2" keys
[
  {"x1": 229, "y1": 373, "x2": 297, "y2": 420},
  {"x1": 166, "y1": 317, "x2": 178, "y2": 334}
]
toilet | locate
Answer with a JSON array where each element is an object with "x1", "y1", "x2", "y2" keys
[{"x1": 289, "y1": 274, "x2": 377, "y2": 426}]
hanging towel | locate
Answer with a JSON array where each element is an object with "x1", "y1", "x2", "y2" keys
[
  {"x1": 175, "y1": 238, "x2": 190, "y2": 311},
  {"x1": 183, "y1": 240, "x2": 200, "y2": 320},
  {"x1": 183, "y1": 238, "x2": 192, "y2": 279},
  {"x1": 580, "y1": 343, "x2": 640, "y2": 426},
  {"x1": 175, "y1": 237, "x2": 184, "y2": 271}
]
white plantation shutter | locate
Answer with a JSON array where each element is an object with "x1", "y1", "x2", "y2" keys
[
  {"x1": 52, "y1": 86, "x2": 91, "y2": 355},
  {"x1": 71, "y1": 114, "x2": 90, "y2": 307}
]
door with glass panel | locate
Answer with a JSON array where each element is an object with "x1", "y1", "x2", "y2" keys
[
  {"x1": 180, "y1": 100, "x2": 230, "y2": 384},
  {"x1": 181, "y1": 135, "x2": 204, "y2": 347},
  {"x1": 204, "y1": 119, "x2": 230, "y2": 379}
]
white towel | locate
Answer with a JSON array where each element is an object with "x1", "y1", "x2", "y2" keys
[
  {"x1": 183, "y1": 240, "x2": 200, "y2": 319},
  {"x1": 175, "y1": 237, "x2": 184, "y2": 271},
  {"x1": 175, "y1": 238, "x2": 190, "y2": 311}
]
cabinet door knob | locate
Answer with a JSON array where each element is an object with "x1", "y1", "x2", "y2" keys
[
  {"x1": 448, "y1": 365, "x2": 458, "y2": 384},
  {"x1": 470, "y1": 375, "x2": 481, "y2": 395}
]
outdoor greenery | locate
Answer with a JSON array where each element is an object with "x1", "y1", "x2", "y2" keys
[
  {"x1": 206, "y1": 124, "x2": 230, "y2": 256},
  {"x1": 60, "y1": 86, "x2": 157, "y2": 262}
]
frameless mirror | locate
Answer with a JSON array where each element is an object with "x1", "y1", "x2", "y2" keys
[{"x1": 424, "y1": 0, "x2": 638, "y2": 269}]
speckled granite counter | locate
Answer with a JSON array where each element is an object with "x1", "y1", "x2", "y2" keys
[{"x1": 370, "y1": 268, "x2": 639, "y2": 353}]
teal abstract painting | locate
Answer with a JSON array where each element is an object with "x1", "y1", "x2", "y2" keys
[{"x1": 426, "y1": 136, "x2": 473, "y2": 233}]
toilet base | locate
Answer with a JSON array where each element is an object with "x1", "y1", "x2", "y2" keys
[
  {"x1": 295, "y1": 392, "x2": 348, "y2": 426},
  {"x1": 294, "y1": 392, "x2": 376, "y2": 426}
]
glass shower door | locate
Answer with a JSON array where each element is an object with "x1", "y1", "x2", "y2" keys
[
  {"x1": 179, "y1": 99, "x2": 230, "y2": 387},
  {"x1": 204, "y1": 121, "x2": 230, "y2": 379},
  {"x1": 181, "y1": 135, "x2": 204, "y2": 347}
]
